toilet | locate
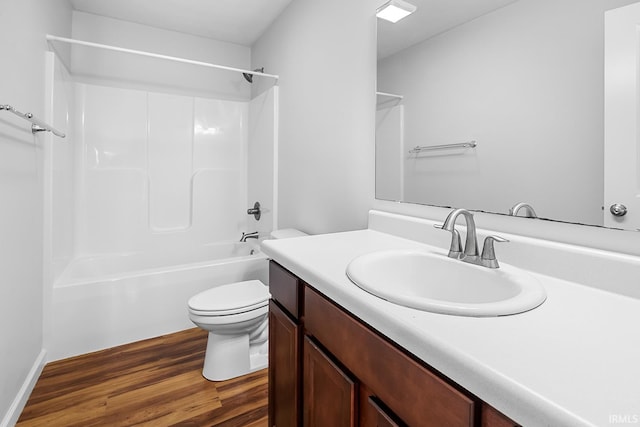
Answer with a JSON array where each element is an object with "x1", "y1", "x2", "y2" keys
[
  {"x1": 188, "y1": 280, "x2": 270, "y2": 381},
  {"x1": 187, "y1": 228, "x2": 307, "y2": 381}
]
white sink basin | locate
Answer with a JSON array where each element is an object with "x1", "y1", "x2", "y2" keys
[{"x1": 346, "y1": 250, "x2": 546, "y2": 317}]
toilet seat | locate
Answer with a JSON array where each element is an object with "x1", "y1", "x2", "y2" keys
[
  {"x1": 189, "y1": 301, "x2": 268, "y2": 317},
  {"x1": 188, "y1": 280, "x2": 270, "y2": 316}
]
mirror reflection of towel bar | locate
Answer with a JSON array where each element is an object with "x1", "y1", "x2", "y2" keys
[{"x1": 409, "y1": 141, "x2": 476, "y2": 154}]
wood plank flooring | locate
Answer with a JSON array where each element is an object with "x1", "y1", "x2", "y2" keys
[{"x1": 17, "y1": 328, "x2": 268, "y2": 427}]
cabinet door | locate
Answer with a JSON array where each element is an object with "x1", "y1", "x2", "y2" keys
[
  {"x1": 366, "y1": 396, "x2": 407, "y2": 427},
  {"x1": 303, "y1": 336, "x2": 356, "y2": 427},
  {"x1": 481, "y1": 403, "x2": 519, "y2": 427},
  {"x1": 305, "y1": 286, "x2": 475, "y2": 427},
  {"x1": 269, "y1": 301, "x2": 300, "y2": 427}
]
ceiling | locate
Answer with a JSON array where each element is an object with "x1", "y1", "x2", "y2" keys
[
  {"x1": 378, "y1": 0, "x2": 520, "y2": 59},
  {"x1": 70, "y1": 0, "x2": 294, "y2": 46},
  {"x1": 69, "y1": 0, "x2": 521, "y2": 58}
]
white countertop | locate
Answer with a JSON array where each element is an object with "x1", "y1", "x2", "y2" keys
[{"x1": 262, "y1": 228, "x2": 640, "y2": 427}]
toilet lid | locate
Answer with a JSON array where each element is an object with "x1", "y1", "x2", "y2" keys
[{"x1": 188, "y1": 280, "x2": 270, "y2": 313}]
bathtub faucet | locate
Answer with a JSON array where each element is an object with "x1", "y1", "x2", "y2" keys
[{"x1": 240, "y1": 232, "x2": 259, "y2": 242}]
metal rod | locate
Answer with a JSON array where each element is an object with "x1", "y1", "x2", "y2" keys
[
  {"x1": 409, "y1": 141, "x2": 477, "y2": 154},
  {"x1": 0, "y1": 104, "x2": 66, "y2": 138},
  {"x1": 46, "y1": 35, "x2": 280, "y2": 83},
  {"x1": 376, "y1": 91, "x2": 403, "y2": 100}
]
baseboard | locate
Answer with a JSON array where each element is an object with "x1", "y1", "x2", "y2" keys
[{"x1": 0, "y1": 349, "x2": 47, "y2": 427}]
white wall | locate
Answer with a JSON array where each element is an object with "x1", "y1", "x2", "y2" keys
[
  {"x1": 251, "y1": 0, "x2": 377, "y2": 235},
  {"x1": 0, "y1": 1, "x2": 72, "y2": 425},
  {"x1": 70, "y1": 11, "x2": 252, "y2": 100}
]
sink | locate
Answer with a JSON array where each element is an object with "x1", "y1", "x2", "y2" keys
[{"x1": 346, "y1": 250, "x2": 546, "y2": 317}]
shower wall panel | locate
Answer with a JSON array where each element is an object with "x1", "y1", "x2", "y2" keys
[
  {"x1": 375, "y1": 104, "x2": 404, "y2": 202},
  {"x1": 44, "y1": 52, "x2": 77, "y2": 355},
  {"x1": 47, "y1": 54, "x2": 76, "y2": 280},
  {"x1": 148, "y1": 93, "x2": 193, "y2": 231},
  {"x1": 74, "y1": 83, "x2": 248, "y2": 256},
  {"x1": 247, "y1": 87, "x2": 278, "y2": 235}
]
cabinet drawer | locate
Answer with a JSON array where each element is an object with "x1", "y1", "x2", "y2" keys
[
  {"x1": 269, "y1": 261, "x2": 302, "y2": 319},
  {"x1": 304, "y1": 286, "x2": 475, "y2": 427}
]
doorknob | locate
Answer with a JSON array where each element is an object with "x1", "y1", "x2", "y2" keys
[{"x1": 610, "y1": 203, "x2": 628, "y2": 217}]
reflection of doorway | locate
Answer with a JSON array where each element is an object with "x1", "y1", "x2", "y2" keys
[
  {"x1": 604, "y1": 2, "x2": 640, "y2": 230},
  {"x1": 375, "y1": 92, "x2": 404, "y2": 201}
]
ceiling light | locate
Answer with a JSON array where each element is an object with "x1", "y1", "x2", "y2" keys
[{"x1": 376, "y1": 0, "x2": 417, "y2": 23}]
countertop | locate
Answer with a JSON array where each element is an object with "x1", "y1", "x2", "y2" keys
[{"x1": 262, "y1": 229, "x2": 640, "y2": 427}]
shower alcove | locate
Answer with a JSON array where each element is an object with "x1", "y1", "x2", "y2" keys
[{"x1": 43, "y1": 15, "x2": 278, "y2": 361}]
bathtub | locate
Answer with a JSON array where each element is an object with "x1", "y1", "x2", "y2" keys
[{"x1": 48, "y1": 241, "x2": 268, "y2": 361}]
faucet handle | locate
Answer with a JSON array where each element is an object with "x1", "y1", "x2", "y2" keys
[
  {"x1": 481, "y1": 235, "x2": 509, "y2": 268},
  {"x1": 434, "y1": 224, "x2": 462, "y2": 258}
]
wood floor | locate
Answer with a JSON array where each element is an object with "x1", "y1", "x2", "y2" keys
[{"x1": 17, "y1": 328, "x2": 268, "y2": 427}]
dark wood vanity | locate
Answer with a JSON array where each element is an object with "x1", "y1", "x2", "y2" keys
[{"x1": 268, "y1": 261, "x2": 519, "y2": 427}]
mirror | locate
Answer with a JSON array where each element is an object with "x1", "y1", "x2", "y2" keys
[{"x1": 376, "y1": 0, "x2": 640, "y2": 231}]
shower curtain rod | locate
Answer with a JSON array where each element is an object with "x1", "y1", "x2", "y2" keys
[
  {"x1": 46, "y1": 35, "x2": 279, "y2": 83},
  {"x1": 376, "y1": 91, "x2": 403, "y2": 99}
]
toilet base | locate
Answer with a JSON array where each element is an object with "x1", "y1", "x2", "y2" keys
[
  {"x1": 202, "y1": 331, "x2": 269, "y2": 381},
  {"x1": 249, "y1": 340, "x2": 269, "y2": 374}
]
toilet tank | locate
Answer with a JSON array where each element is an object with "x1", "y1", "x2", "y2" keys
[{"x1": 269, "y1": 229, "x2": 308, "y2": 239}]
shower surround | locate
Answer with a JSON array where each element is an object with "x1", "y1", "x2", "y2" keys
[
  {"x1": 75, "y1": 83, "x2": 250, "y2": 253},
  {"x1": 43, "y1": 29, "x2": 277, "y2": 360}
]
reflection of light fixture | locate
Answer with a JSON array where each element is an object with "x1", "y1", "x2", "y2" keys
[{"x1": 376, "y1": 0, "x2": 417, "y2": 23}]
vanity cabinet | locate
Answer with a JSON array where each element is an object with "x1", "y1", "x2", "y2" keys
[
  {"x1": 268, "y1": 261, "x2": 519, "y2": 427},
  {"x1": 268, "y1": 262, "x2": 303, "y2": 427}
]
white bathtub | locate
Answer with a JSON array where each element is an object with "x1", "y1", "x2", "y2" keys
[{"x1": 48, "y1": 241, "x2": 269, "y2": 361}]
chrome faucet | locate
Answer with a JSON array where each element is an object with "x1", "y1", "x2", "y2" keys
[
  {"x1": 240, "y1": 231, "x2": 259, "y2": 242},
  {"x1": 440, "y1": 208, "x2": 479, "y2": 261},
  {"x1": 436, "y1": 208, "x2": 509, "y2": 268},
  {"x1": 509, "y1": 202, "x2": 537, "y2": 218}
]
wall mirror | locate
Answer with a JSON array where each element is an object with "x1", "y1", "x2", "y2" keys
[{"x1": 376, "y1": 0, "x2": 640, "y2": 231}]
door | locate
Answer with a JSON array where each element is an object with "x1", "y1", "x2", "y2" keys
[{"x1": 604, "y1": 2, "x2": 640, "y2": 229}]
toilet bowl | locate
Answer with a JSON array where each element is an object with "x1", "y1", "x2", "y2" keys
[
  {"x1": 188, "y1": 229, "x2": 308, "y2": 381},
  {"x1": 188, "y1": 280, "x2": 270, "y2": 381}
]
